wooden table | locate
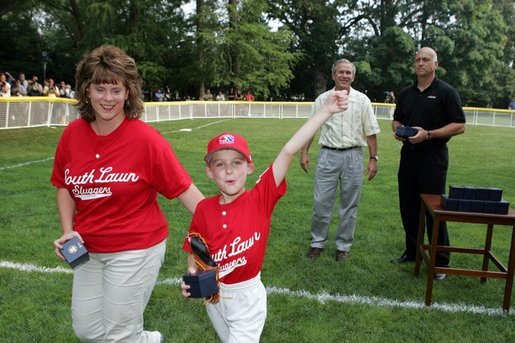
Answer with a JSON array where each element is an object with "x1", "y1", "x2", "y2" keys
[{"x1": 414, "y1": 194, "x2": 515, "y2": 312}]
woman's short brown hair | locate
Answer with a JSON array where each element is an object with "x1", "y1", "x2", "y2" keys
[{"x1": 75, "y1": 45, "x2": 144, "y2": 122}]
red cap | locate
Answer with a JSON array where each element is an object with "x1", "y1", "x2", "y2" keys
[{"x1": 205, "y1": 132, "x2": 252, "y2": 164}]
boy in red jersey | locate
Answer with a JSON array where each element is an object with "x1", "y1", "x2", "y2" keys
[{"x1": 181, "y1": 89, "x2": 349, "y2": 342}]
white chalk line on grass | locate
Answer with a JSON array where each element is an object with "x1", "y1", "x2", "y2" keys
[
  {"x1": 266, "y1": 286, "x2": 509, "y2": 317},
  {"x1": 161, "y1": 119, "x2": 232, "y2": 135},
  {"x1": 2, "y1": 260, "x2": 511, "y2": 317},
  {"x1": 0, "y1": 260, "x2": 72, "y2": 274},
  {"x1": 0, "y1": 157, "x2": 54, "y2": 171}
]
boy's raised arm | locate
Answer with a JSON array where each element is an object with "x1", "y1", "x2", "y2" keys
[{"x1": 272, "y1": 90, "x2": 349, "y2": 186}]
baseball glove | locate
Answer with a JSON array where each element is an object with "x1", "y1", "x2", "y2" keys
[{"x1": 188, "y1": 233, "x2": 220, "y2": 304}]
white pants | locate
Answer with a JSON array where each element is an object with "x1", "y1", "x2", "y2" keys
[
  {"x1": 206, "y1": 274, "x2": 267, "y2": 343},
  {"x1": 71, "y1": 240, "x2": 166, "y2": 343}
]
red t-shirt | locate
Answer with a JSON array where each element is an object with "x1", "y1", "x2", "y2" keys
[
  {"x1": 51, "y1": 118, "x2": 192, "y2": 253},
  {"x1": 183, "y1": 166, "x2": 286, "y2": 284}
]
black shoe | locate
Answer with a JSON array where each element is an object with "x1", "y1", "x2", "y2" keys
[
  {"x1": 390, "y1": 253, "x2": 415, "y2": 264},
  {"x1": 307, "y1": 247, "x2": 323, "y2": 258},
  {"x1": 335, "y1": 250, "x2": 349, "y2": 262}
]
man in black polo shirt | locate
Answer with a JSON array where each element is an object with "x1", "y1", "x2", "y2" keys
[{"x1": 391, "y1": 47, "x2": 466, "y2": 279}]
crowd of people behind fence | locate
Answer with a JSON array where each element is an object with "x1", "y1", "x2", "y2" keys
[
  {"x1": 3, "y1": 70, "x2": 514, "y2": 109},
  {"x1": 145, "y1": 86, "x2": 256, "y2": 102},
  {"x1": 0, "y1": 71, "x2": 76, "y2": 99},
  {"x1": 1, "y1": 70, "x2": 257, "y2": 103}
]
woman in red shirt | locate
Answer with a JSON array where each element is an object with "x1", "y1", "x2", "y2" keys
[{"x1": 51, "y1": 45, "x2": 203, "y2": 343}]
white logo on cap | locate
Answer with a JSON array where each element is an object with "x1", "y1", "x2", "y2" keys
[{"x1": 218, "y1": 134, "x2": 235, "y2": 145}]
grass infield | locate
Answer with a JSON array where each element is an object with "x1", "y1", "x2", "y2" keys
[{"x1": 0, "y1": 119, "x2": 514, "y2": 342}]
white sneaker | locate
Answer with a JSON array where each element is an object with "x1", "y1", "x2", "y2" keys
[
  {"x1": 149, "y1": 331, "x2": 163, "y2": 343},
  {"x1": 434, "y1": 273, "x2": 446, "y2": 281}
]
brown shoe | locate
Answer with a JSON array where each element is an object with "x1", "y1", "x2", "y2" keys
[
  {"x1": 307, "y1": 247, "x2": 323, "y2": 258},
  {"x1": 335, "y1": 250, "x2": 349, "y2": 261}
]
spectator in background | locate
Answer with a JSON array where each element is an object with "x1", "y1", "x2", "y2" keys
[
  {"x1": 1, "y1": 73, "x2": 12, "y2": 97},
  {"x1": 243, "y1": 91, "x2": 254, "y2": 101},
  {"x1": 385, "y1": 90, "x2": 396, "y2": 119},
  {"x1": 27, "y1": 76, "x2": 43, "y2": 96},
  {"x1": 509, "y1": 98, "x2": 515, "y2": 110},
  {"x1": 12, "y1": 80, "x2": 27, "y2": 96},
  {"x1": 215, "y1": 90, "x2": 225, "y2": 101},
  {"x1": 154, "y1": 88, "x2": 165, "y2": 102},
  {"x1": 203, "y1": 89, "x2": 213, "y2": 101},
  {"x1": 43, "y1": 78, "x2": 60, "y2": 97},
  {"x1": 385, "y1": 91, "x2": 395, "y2": 103},
  {"x1": 18, "y1": 73, "x2": 28, "y2": 89},
  {"x1": 59, "y1": 81, "x2": 67, "y2": 97},
  {"x1": 227, "y1": 87, "x2": 238, "y2": 100},
  {"x1": 64, "y1": 84, "x2": 75, "y2": 99},
  {"x1": 165, "y1": 86, "x2": 172, "y2": 101},
  {"x1": 4, "y1": 72, "x2": 15, "y2": 87}
]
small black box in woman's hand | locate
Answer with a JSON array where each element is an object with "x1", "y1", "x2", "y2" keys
[{"x1": 60, "y1": 236, "x2": 89, "y2": 269}]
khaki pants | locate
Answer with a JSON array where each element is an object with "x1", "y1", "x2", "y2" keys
[
  {"x1": 310, "y1": 147, "x2": 364, "y2": 252},
  {"x1": 71, "y1": 240, "x2": 166, "y2": 343}
]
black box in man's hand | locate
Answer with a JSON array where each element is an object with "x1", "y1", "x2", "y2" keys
[
  {"x1": 395, "y1": 126, "x2": 418, "y2": 138},
  {"x1": 60, "y1": 236, "x2": 89, "y2": 269}
]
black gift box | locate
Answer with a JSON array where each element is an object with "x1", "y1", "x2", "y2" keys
[
  {"x1": 476, "y1": 188, "x2": 490, "y2": 200},
  {"x1": 463, "y1": 187, "x2": 477, "y2": 200},
  {"x1": 395, "y1": 126, "x2": 418, "y2": 138},
  {"x1": 458, "y1": 200, "x2": 471, "y2": 212},
  {"x1": 442, "y1": 186, "x2": 510, "y2": 215},
  {"x1": 183, "y1": 269, "x2": 218, "y2": 298},
  {"x1": 496, "y1": 200, "x2": 510, "y2": 215},
  {"x1": 483, "y1": 201, "x2": 498, "y2": 214},
  {"x1": 60, "y1": 236, "x2": 89, "y2": 269},
  {"x1": 449, "y1": 185, "x2": 464, "y2": 199},
  {"x1": 440, "y1": 195, "x2": 459, "y2": 211},
  {"x1": 469, "y1": 200, "x2": 484, "y2": 213},
  {"x1": 489, "y1": 188, "x2": 503, "y2": 202}
]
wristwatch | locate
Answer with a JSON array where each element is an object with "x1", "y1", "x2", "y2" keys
[{"x1": 370, "y1": 156, "x2": 378, "y2": 161}]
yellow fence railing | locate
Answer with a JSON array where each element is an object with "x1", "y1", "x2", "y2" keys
[{"x1": 1, "y1": 97, "x2": 514, "y2": 129}]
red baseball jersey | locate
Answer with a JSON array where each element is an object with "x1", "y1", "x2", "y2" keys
[
  {"x1": 183, "y1": 166, "x2": 286, "y2": 284},
  {"x1": 51, "y1": 118, "x2": 192, "y2": 253}
]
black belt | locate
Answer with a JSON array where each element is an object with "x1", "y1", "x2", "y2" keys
[{"x1": 322, "y1": 145, "x2": 358, "y2": 151}]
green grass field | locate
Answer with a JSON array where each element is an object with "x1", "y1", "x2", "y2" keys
[{"x1": 1, "y1": 118, "x2": 514, "y2": 342}]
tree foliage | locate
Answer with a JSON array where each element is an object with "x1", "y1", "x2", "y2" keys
[
  {"x1": 0, "y1": 0, "x2": 513, "y2": 106},
  {"x1": 268, "y1": 0, "x2": 341, "y2": 98}
]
